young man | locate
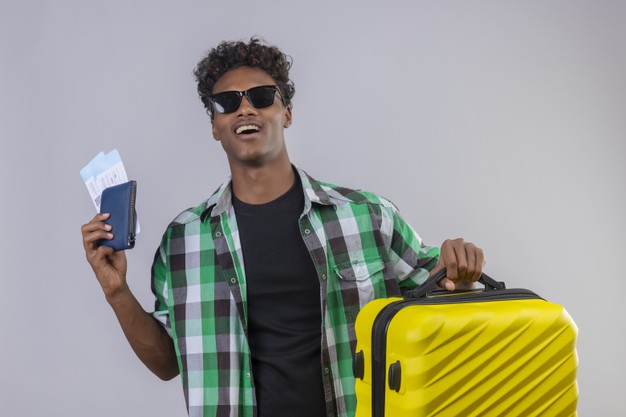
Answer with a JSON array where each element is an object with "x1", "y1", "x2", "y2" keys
[{"x1": 81, "y1": 38, "x2": 485, "y2": 417}]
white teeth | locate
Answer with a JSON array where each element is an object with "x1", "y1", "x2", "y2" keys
[{"x1": 235, "y1": 125, "x2": 260, "y2": 134}]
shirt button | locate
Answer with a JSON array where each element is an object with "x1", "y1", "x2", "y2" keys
[
  {"x1": 324, "y1": 367, "x2": 330, "y2": 374},
  {"x1": 215, "y1": 231, "x2": 222, "y2": 237},
  {"x1": 304, "y1": 228, "x2": 311, "y2": 235},
  {"x1": 246, "y1": 372, "x2": 251, "y2": 378},
  {"x1": 321, "y1": 273, "x2": 327, "y2": 280},
  {"x1": 230, "y1": 277, "x2": 237, "y2": 284}
]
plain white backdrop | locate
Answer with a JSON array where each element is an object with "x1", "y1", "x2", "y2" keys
[{"x1": 1, "y1": 1, "x2": 624, "y2": 415}]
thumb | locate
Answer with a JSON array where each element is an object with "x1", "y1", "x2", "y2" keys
[{"x1": 439, "y1": 278, "x2": 456, "y2": 291}]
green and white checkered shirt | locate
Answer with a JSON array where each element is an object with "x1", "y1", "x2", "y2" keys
[{"x1": 151, "y1": 167, "x2": 439, "y2": 417}]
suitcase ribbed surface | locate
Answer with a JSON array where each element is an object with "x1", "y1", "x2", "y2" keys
[{"x1": 354, "y1": 296, "x2": 578, "y2": 417}]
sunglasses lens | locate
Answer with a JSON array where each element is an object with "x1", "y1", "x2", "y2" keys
[
  {"x1": 211, "y1": 92, "x2": 242, "y2": 114},
  {"x1": 247, "y1": 86, "x2": 277, "y2": 109}
]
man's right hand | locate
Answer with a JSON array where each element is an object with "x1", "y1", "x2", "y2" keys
[{"x1": 81, "y1": 213, "x2": 128, "y2": 301}]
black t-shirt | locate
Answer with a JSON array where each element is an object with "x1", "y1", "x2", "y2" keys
[{"x1": 233, "y1": 177, "x2": 327, "y2": 417}]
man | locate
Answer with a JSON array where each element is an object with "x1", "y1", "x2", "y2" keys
[{"x1": 81, "y1": 38, "x2": 485, "y2": 417}]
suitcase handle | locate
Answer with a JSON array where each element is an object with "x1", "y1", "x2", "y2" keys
[{"x1": 404, "y1": 267, "x2": 505, "y2": 299}]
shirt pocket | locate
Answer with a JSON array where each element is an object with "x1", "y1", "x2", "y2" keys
[
  {"x1": 334, "y1": 257, "x2": 385, "y2": 282},
  {"x1": 332, "y1": 257, "x2": 386, "y2": 326}
]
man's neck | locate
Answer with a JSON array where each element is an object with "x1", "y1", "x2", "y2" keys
[{"x1": 229, "y1": 159, "x2": 296, "y2": 205}]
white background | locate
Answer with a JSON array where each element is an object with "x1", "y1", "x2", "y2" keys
[{"x1": 1, "y1": 1, "x2": 624, "y2": 415}]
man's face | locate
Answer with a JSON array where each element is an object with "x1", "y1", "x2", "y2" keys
[{"x1": 211, "y1": 66, "x2": 292, "y2": 168}]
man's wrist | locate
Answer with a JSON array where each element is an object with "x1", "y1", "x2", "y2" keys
[{"x1": 105, "y1": 283, "x2": 133, "y2": 308}]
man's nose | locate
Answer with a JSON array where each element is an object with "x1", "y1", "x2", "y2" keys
[{"x1": 237, "y1": 95, "x2": 257, "y2": 116}]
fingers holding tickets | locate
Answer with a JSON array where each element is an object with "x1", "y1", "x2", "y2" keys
[
  {"x1": 81, "y1": 213, "x2": 128, "y2": 297},
  {"x1": 81, "y1": 213, "x2": 112, "y2": 250},
  {"x1": 81, "y1": 213, "x2": 118, "y2": 270}
]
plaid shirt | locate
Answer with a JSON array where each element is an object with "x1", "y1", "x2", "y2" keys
[{"x1": 151, "y1": 167, "x2": 439, "y2": 417}]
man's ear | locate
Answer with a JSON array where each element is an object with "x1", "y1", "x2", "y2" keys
[
  {"x1": 284, "y1": 106, "x2": 293, "y2": 128},
  {"x1": 211, "y1": 120, "x2": 220, "y2": 141}
]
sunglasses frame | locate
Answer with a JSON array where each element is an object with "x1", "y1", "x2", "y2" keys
[{"x1": 209, "y1": 85, "x2": 287, "y2": 115}]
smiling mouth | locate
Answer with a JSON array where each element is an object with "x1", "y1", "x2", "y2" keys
[{"x1": 235, "y1": 124, "x2": 261, "y2": 135}]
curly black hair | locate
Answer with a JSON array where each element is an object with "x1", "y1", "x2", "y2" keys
[{"x1": 194, "y1": 37, "x2": 295, "y2": 118}]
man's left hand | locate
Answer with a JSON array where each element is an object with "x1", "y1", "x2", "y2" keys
[{"x1": 430, "y1": 238, "x2": 485, "y2": 291}]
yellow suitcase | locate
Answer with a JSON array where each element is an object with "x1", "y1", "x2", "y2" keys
[{"x1": 353, "y1": 269, "x2": 578, "y2": 417}]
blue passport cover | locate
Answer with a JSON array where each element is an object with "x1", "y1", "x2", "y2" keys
[{"x1": 99, "y1": 180, "x2": 137, "y2": 251}]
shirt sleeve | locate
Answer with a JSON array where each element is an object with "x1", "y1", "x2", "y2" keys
[
  {"x1": 151, "y1": 232, "x2": 173, "y2": 337},
  {"x1": 384, "y1": 204, "x2": 440, "y2": 291}
]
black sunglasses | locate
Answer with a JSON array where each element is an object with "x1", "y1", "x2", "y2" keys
[{"x1": 209, "y1": 85, "x2": 285, "y2": 115}]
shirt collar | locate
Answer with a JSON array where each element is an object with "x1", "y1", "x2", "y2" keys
[{"x1": 200, "y1": 165, "x2": 335, "y2": 222}]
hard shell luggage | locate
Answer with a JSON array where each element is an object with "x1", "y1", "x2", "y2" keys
[{"x1": 353, "y1": 269, "x2": 578, "y2": 417}]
